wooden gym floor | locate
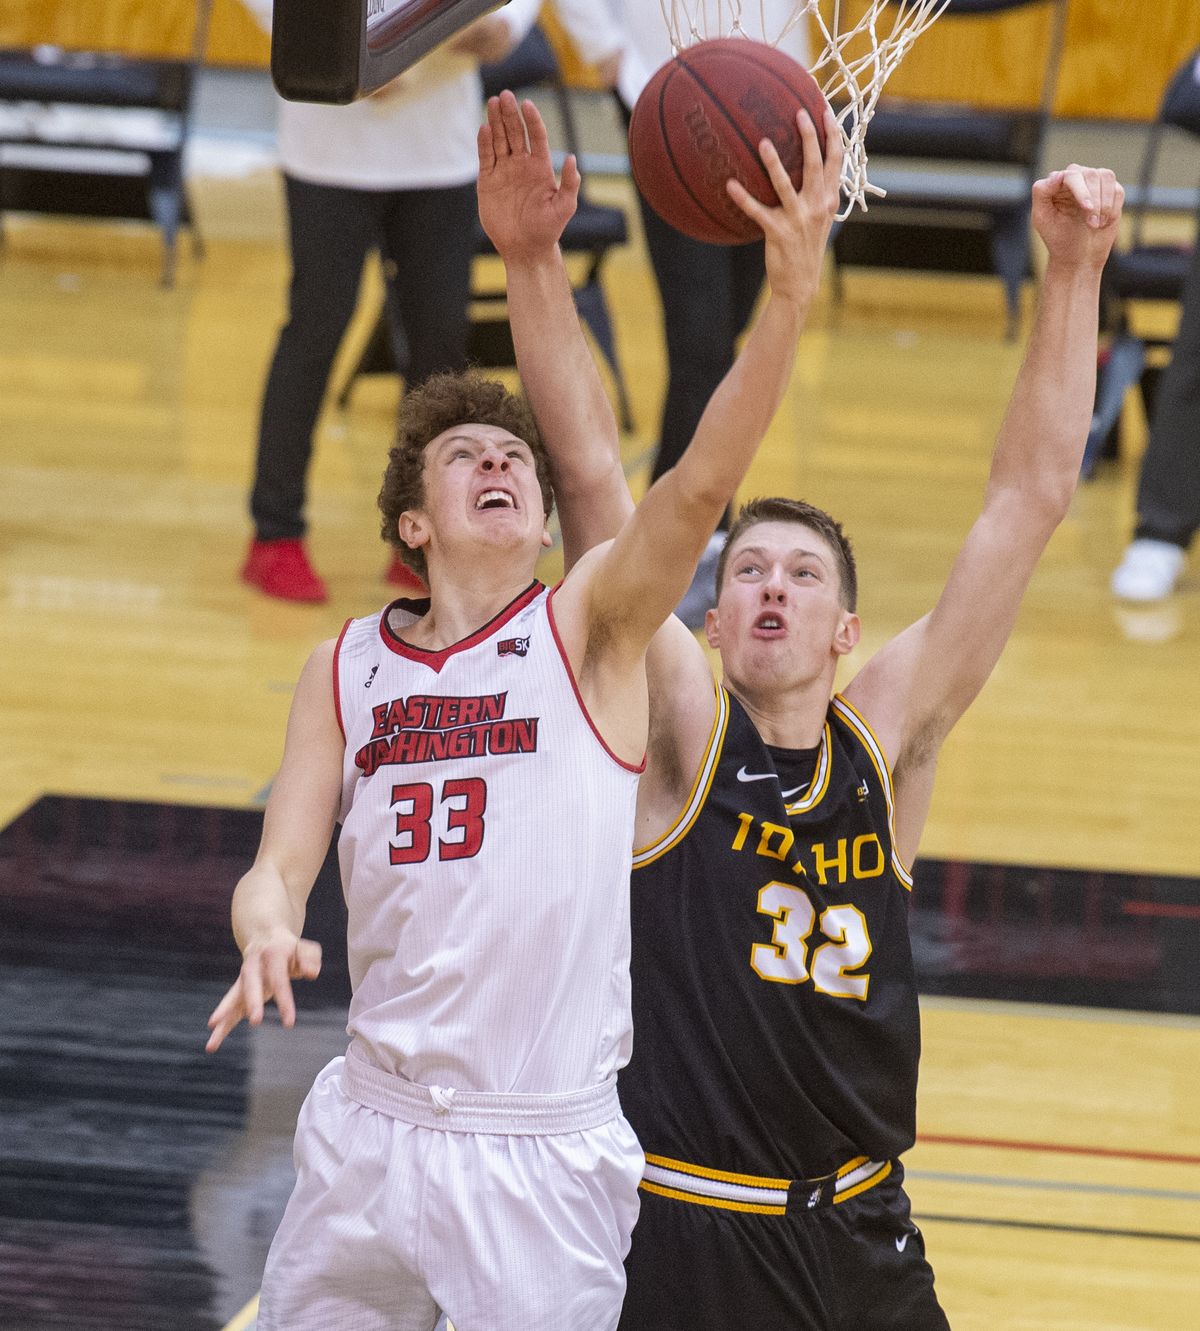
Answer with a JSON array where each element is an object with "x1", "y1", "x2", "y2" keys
[{"x1": 0, "y1": 139, "x2": 1197, "y2": 1329}]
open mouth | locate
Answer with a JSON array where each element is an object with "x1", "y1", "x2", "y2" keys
[
  {"x1": 753, "y1": 612, "x2": 786, "y2": 635},
  {"x1": 475, "y1": 489, "x2": 516, "y2": 511}
]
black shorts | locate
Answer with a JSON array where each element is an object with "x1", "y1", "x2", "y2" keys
[{"x1": 618, "y1": 1160, "x2": 950, "y2": 1331}]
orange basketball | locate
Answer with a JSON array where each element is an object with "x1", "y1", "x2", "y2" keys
[{"x1": 628, "y1": 37, "x2": 829, "y2": 246}]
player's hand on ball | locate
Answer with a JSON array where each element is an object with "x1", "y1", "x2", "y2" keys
[
  {"x1": 1032, "y1": 165, "x2": 1124, "y2": 270},
  {"x1": 477, "y1": 90, "x2": 581, "y2": 262},
  {"x1": 205, "y1": 927, "x2": 322, "y2": 1053},
  {"x1": 726, "y1": 105, "x2": 842, "y2": 310}
]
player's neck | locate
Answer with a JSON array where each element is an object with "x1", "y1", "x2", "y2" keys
[
  {"x1": 404, "y1": 563, "x2": 537, "y2": 650},
  {"x1": 726, "y1": 675, "x2": 831, "y2": 750}
]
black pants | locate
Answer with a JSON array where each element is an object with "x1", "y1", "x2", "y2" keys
[
  {"x1": 619, "y1": 1163, "x2": 949, "y2": 1331},
  {"x1": 250, "y1": 174, "x2": 476, "y2": 541},
  {"x1": 618, "y1": 97, "x2": 766, "y2": 531},
  {"x1": 1133, "y1": 221, "x2": 1200, "y2": 550}
]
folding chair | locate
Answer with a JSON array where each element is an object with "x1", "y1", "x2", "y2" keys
[
  {"x1": 830, "y1": 0, "x2": 1068, "y2": 339},
  {"x1": 1081, "y1": 50, "x2": 1200, "y2": 478},
  {"x1": 337, "y1": 24, "x2": 633, "y2": 430}
]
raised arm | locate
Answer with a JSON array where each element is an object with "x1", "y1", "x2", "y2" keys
[
  {"x1": 843, "y1": 166, "x2": 1124, "y2": 857},
  {"x1": 576, "y1": 107, "x2": 842, "y2": 655},
  {"x1": 477, "y1": 92, "x2": 633, "y2": 567},
  {"x1": 205, "y1": 641, "x2": 344, "y2": 1052}
]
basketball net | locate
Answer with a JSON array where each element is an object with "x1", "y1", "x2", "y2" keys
[{"x1": 659, "y1": 1, "x2": 953, "y2": 216}]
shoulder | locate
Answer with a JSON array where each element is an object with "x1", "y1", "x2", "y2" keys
[
  {"x1": 306, "y1": 637, "x2": 339, "y2": 672},
  {"x1": 549, "y1": 540, "x2": 617, "y2": 645},
  {"x1": 637, "y1": 620, "x2": 723, "y2": 838}
]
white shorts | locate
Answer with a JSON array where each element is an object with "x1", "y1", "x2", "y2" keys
[{"x1": 257, "y1": 1051, "x2": 644, "y2": 1331}]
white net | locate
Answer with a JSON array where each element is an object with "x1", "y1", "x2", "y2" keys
[{"x1": 658, "y1": 0, "x2": 953, "y2": 216}]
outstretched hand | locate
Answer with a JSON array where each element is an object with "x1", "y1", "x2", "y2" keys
[
  {"x1": 477, "y1": 90, "x2": 580, "y2": 263},
  {"x1": 205, "y1": 927, "x2": 322, "y2": 1053},
  {"x1": 1032, "y1": 165, "x2": 1124, "y2": 271},
  {"x1": 726, "y1": 106, "x2": 843, "y2": 311}
]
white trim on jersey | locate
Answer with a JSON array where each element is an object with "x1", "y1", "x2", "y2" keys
[
  {"x1": 830, "y1": 695, "x2": 914, "y2": 889},
  {"x1": 632, "y1": 682, "x2": 728, "y2": 869}
]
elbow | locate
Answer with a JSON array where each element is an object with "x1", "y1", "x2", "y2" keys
[
  {"x1": 668, "y1": 458, "x2": 737, "y2": 520},
  {"x1": 1032, "y1": 471, "x2": 1078, "y2": 526},
  {"x1": 991, "y1": 472, "x2": 1077, "y2": 533}
]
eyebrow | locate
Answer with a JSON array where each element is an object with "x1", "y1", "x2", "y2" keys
[
  {"x1": 437, "y1": 433, "x2": 528, "y2": 453},
  {"x1": 735, "y1": 544, "x2": 830, "y2": 567}
]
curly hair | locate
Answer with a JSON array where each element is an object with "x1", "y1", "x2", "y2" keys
[
  {"x1": 715, "y1": 496, "x2": 858, "y2": 611},
  {"x1": 378, "y1": 371, "x2": 554, "y2": 578}
]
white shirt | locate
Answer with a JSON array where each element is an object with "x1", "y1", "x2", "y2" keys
[
  {"x1": 334, "y1": 585, "x2": 641, "y2": 1094},
  {"x1": 245, "y1": 0, "x2": 611, "y2": 190},
  {"x1": 556, "y1": 1, "x2": 811, "y2": 111}
]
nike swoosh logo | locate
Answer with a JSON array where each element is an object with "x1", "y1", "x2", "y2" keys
[
  {"x1": 736, "y1": 767, "x2": 777, "y2": 784},
  {"x1": 781, "y1": 785, "x2": 809, "y2": 800},
  {"x1": 895, "y1": 1232, "x2": 910, "y2": 1253}
]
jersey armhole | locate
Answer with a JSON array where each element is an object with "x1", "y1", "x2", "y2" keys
[
  {"x1": 545, "y1": 583, "x2": 646, "y2": 774},
  {"x1": 331, "y1": 618, "x2": 353, "y2": 743},
  {"x1": 831, "y1": 693, "x2": 914, "y2": 890},
  {"x1": 633, "y1": 682, "x2": 728, "y2": 869}
]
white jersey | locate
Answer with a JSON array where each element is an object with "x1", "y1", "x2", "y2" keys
[{"x1": 332, "y1": 582, "x2": 641, "y2": 1096}]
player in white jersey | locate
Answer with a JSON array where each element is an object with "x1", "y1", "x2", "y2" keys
[{"x1": 203, "y1": 92, "x2": 842, "y2": 1331}]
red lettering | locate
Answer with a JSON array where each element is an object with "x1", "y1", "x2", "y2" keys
[{"x1": 511, "y1": 718, "x2": 538, "y2": 752}]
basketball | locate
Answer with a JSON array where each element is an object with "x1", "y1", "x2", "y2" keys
[{"x1": 628, "y1": 37, "x2": 830, "y2": 246}]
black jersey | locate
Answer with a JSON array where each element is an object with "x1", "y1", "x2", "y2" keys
[{"x1": 620, "y1": 686, "x2": 920, "y2": 1180}]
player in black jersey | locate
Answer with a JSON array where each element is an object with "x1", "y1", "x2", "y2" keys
[{"x1": 482, "y1": 95, "x2": 1123, "y2": 1331}]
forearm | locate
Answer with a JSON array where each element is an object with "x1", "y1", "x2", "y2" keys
[
  {"x1": 598, "y1": 289, "x2": 808, "y2": 628},
  {"x1": 230, "y1": 860, "x2": 307, "y2": 953},
  {"x1": 673, "y1": 291, "x2": 807, "y2": 512},
  {"x1": 506, "y1": 253, "x2": 630, "y2": 557},
  {"x1": 986, "y1": 260, "x2": 1103, "y2": 517}
]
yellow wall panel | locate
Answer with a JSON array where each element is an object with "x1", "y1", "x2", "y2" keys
[
  {"x1": 837, "y1": 0, "x2": 1199, "y2": 121},
  {"x1": 0, "y1": 0, "x2": 266, "y2": 63},
  {"x1": 0, "y1": 2, "x2": 1195, "y2": 119}
]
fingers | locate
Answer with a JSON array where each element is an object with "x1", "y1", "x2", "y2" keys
[
  {"x1": 1050, "y1": 164, "x2": 1123, "y2": 228},
  {"x1": 520, "y1": 97, "x2": 551, "y2": 163},
  {"x1": 476, "y1": 122, "x2": 495, "y2": 175},
  {"x1": 205, "y1": 982, "x2": 246, "y2": 1054},
  {"x1": 268, "y1": 952, "x2": 297, "y2": 1029},
  {"x1": 560, "y1": 153, "x2": 582, "y2": 204},
  {"x1": 725, "y1": 174, "x2": 772, "y2": 227},
  {"x1": 731, "y1": 127, "x2": 803, "y2": 224},
  {"x1": 242, "y1": 950, "x2": 265, "y2": 1027},
  {"x1": 756, "y1": 135, "x2": 794, "y2": 211},
  {"x1": 819, "y1": 106, "x2": 845, "y2": 208},
  {"x1": 205, "y1": 935, "x2": 322, "y2": 1053},
  {"x1": 485, "y1": 94, "x2": 507, "y2": 157},
  {"x1": 498, "y1": 89, "x2": 529, "y2": 156},
  {"x1": 292, "y1": 938, "x2": 323, "y2": 980}
]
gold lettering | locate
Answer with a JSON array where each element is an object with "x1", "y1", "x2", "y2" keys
[
  {"x1": 756, "y1": 821, "x2": 795, "y2": 862},
  {"x1": 852, "y1": 833, "x2": 885, "y2": 879},
  {"x1": 731, "y1": 811, "x2": 755, "y2": 852},
  {"x1": 811, "y1": 838, "x2": 848, "y2": 886}
]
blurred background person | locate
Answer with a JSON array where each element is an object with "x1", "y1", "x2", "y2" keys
[
  {"x1": 1111, "y1": 210, "x2": 1200, "y2": 601},
  {"x1": 240, "y1": 0, "x2": 551, "y2": 603},
  {"x1": 553, "y1": 2, "x2": 811, "y2": 625}
]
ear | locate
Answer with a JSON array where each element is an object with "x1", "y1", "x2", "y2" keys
[
  {"x1": 541, "y1": 523, "x2": 553, "y2": 549},
  {"x1": 398, "y1": 510, "x2": 430, "y2": 556},
  {"x1": 704, "y1": 606, "x2": 721, "y2": 648},
  {"x1": 833, "y1": 610, "x2": 860, "y2": 658}
]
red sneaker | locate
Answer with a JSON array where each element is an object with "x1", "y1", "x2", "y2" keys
[
  {"x1": 241, "y1": 538, "x2": 328, "y2": 603},
  {"x1": 385, "y1": 552, "x2": 427, "y2": 596}
]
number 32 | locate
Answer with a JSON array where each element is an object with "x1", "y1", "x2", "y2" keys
[{"x1": 751, "y1": 882, "x2": 872, "y2": 1000}]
